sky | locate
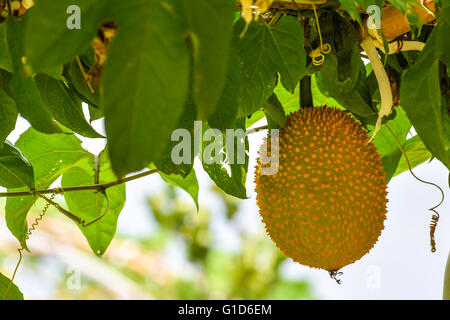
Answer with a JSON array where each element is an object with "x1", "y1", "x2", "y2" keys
[{"x1": 1, "y1": 106, "x2": 449, "y2": 300}]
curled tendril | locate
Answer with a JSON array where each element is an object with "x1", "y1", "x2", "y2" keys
[
  {"x1": 430, "y1": 213, "x2": 439, "y2": 253},
  {"x1": 36, "y1": 190, "x2": 110, "y2": 228},
  {"x1": 3, "y1": 186, "x2": 111, "y2": 299},
  {"x1": 309, "y1": 4, "x2": 331, "y2": 66},
  {"x1": 385, "y1": 124, "x2": 445, "y2": 253},
  {"x1": 3, "y1": 193, "x2": 56, "y2": 300}
]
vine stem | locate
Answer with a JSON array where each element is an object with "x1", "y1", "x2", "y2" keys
[
  {"x1": 0, "y1": 169, "x2": 159, "y2": 198},
  {"x1": 444, "y1": 251, "x2": 450, "y2": 300},
  {"x1": 6, "y1": 0, "x2": 12, "y2": 15},
  {"x1": 0, "y1": 128, "x2": 270, "y2": 198},
  {"x1": 246, "y1": 125, "x2": 269, "y2": 135},
  {"x1": 75, "y1": 56, "x2": 95, "y2": 93},
  {"x1": 385, "y1": 124, "x2": 444, "y2": 210}
]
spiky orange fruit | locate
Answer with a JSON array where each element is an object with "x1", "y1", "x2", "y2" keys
[{"x1": 255, "y1": 106, "x2": 388, "y2": 272}]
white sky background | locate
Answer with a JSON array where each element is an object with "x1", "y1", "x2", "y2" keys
[{"x1": 1, "y1": 104, "x2": 449, "y2": 300}]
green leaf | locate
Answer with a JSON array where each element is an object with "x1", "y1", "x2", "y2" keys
[
  {"x1": 151, "y1": 164, "x2": 199, "y2": 211},
  {"x1": 245, "y1": 75, "x2": 341, "y2": 128},
  {"x1": 444, "y1": 249, "x2": 450, "y2": 300},
  {"x1": 400, "y1": 5, "x2": 450, "y2": 170},
  {"x1": 202, "y1": 118, "x2": 248, "y2": 199},
  {"x1": 0, "y1": 141, "x2": 34, "y2": 189},
  {"x1": 371, "y1": 107, "x2": 412, "y2": 181},
  {"x1": 6, "y1": 17, "x2": 61, "y2": 134},
  {"x1": 263, "y1": 93, "x2": 286, "y2": 129},
  {"x1": 388, "y1": 0, "x2": 408, "y2": 12},
  {"x1": 389, "y1": 0, "x2": 428, "y2": 38},
  {"x1": 0, "y1": 23, "x2": 13, "y2": 72},
  {"x1": 35, "y1": 74, "x2": 103, "y2": 138},
  {"x1": 320, "y1": 49, "x2": 378, "y2": 124},
  {"x1": 0, "y1": 68, "x2": 13, "y2": 96},
  {"x1": 394, "y1": 135, "x2": 432, "y2": 177},
  {"x1": 179, "y1": 0, "x2": 235, "y2": 119},
  {"x1": 9, "y1": 74, "x2": 62, "y2": 134},
  {"x1": 103, "y1": 0, "x2": 190, "y2": 177},
  {"x1": 338, "y1": 0, "x2": 363, "y2": 25},
  {"x1": 312, "y1": 74, "x2": 341, "y2": 108},
  {"x1": 5, "y1": 129, "x2": 89, "y2": 246},
  {"x1": 0, "y1": 272, "x2": 23, "y2": 300},
  {"x1": 0, "y1": 89, "x2": 17, "y2": 146},
  {"x1": 356, "y1": 0, "x2": 384, "y2": 11},
  {"x1": 24, "y1": 0, "x2": 108, "y2": 73},
  {"x1": 319, "y1": 10, "x2": 360, "y2": 81},
  {"x1": 207, "y1": 53, "x2": 241, "y2": 131},
  {"x1": 64, "y1": 59, "x2": 101, "y2": 108},
  {"x1": 88, "y1": 105, "x2": 104, "y2": 122},
  {"x1": 235, "y1": 16, "x2": 306, "y2": 117},
  {"x1": 154, "y1": 90, "x2": 196, "y2": 178},
  {"x1": 62, "y1": 152, "x2": 125, "y2": 256}
]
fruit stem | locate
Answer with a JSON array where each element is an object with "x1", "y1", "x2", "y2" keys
[{"x1": 299, "y1": 75, "x2": 313, "y2": 108}]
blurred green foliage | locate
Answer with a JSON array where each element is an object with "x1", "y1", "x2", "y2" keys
[
  {"x1": 145, "y1": 184, "x2": 313, "y2": 299},
  {"x1": 1, "y1": 181, "x2": 313, "y2": 300}
]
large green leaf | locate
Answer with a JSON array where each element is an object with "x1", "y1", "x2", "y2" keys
[
  {"x1": 62, "y1": 152, "x2": 125, "y2": 256},
  {"x1": 316, "y1": 10, "x2": 379, "y2": 124},
  {"x1": 6, "y1": 17, "x2": 61, "y2": 134},
  {"x1": 235, "y1": 16, "x2": 306, "y2": 117},
  {"x1": 320, "y1": 48, "x2": 377, "y2": 123},
  {"x1": 202, "y1": 119, "x2": 248, "y2": 199},
  {"x1": 0, "y1": 272, "x2": 23, "y2": 300},
  {"x1": 393, "y1": 135, "x2": 432, "y2": 177},
  {"x1": 9, "y1": 74, "x2": 62, "y2": 134},
  {"x1": 103, "y1": 0, "x2": 190, "y2": 177},
  {"x1": 35, "y1": 74, "x2": 102, "y2": 138},
  {"x1": 337, "y1": 0, "x2": 362, "y2": 24},
  {"x1": 64, "y1": 59, "x2": 101, "y2": 108},
  {"x1": 371, "y1": 107, "x2": 412, "y2": 181},
  {"x1": 24, "y1": 0, "x2": 108, "y2": 73},
  {"x1": 5, "y1": 129, "x2": 90, "y2": 246},
  {"x1": 319, "y1": 10, "x2": 360, "y2": 82},
  {"x1": 0, "y1": 89, "x2": 17, "y2": 146},
  {"x1": 179, "y1": 0, "x2": 235, "y2": 119},
  {"x1": 88, "y1": 105, "x2": 104, "y2": 123},
  {"x1": 400, "y1": 5, "x2": 450, "y2": 170},
  {"x1": 356, "y1": 0, "x2": 384, "y2": 11},
  {"x1": 0, "y1": 69, "x2": 12, "y2": 96},
  {"x1": 388, "y1": 0, "x2": 427, "y2": 37},
  {"x1": 0, "y1": 141, "x2": 34, "y2": 189},
  {"x1": 0, "y1": 23, "x2": 13, "y2": 72},
  {"x1": 150, "y1": 164, "x2": 199, "y2": 211},
  {"x1": 263, "y1": 93, "x2": 286, "y2": 130},
  {"x1": 154, "y1": 89, "x2": 196, "y2": 178},
  {"x1": 444, "y1": 250, "x2": 450, "y2": 300},
  {"x1": 245, "y1": 75, "x2": 341, "y2": 128},
  {"x1": 207, "y1": 53, "x2": 241, "y2": 132}
]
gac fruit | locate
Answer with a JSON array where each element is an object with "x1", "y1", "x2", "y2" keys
[{"x1": 255, "y1": 106, "x2": 388, "y2": 272}]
